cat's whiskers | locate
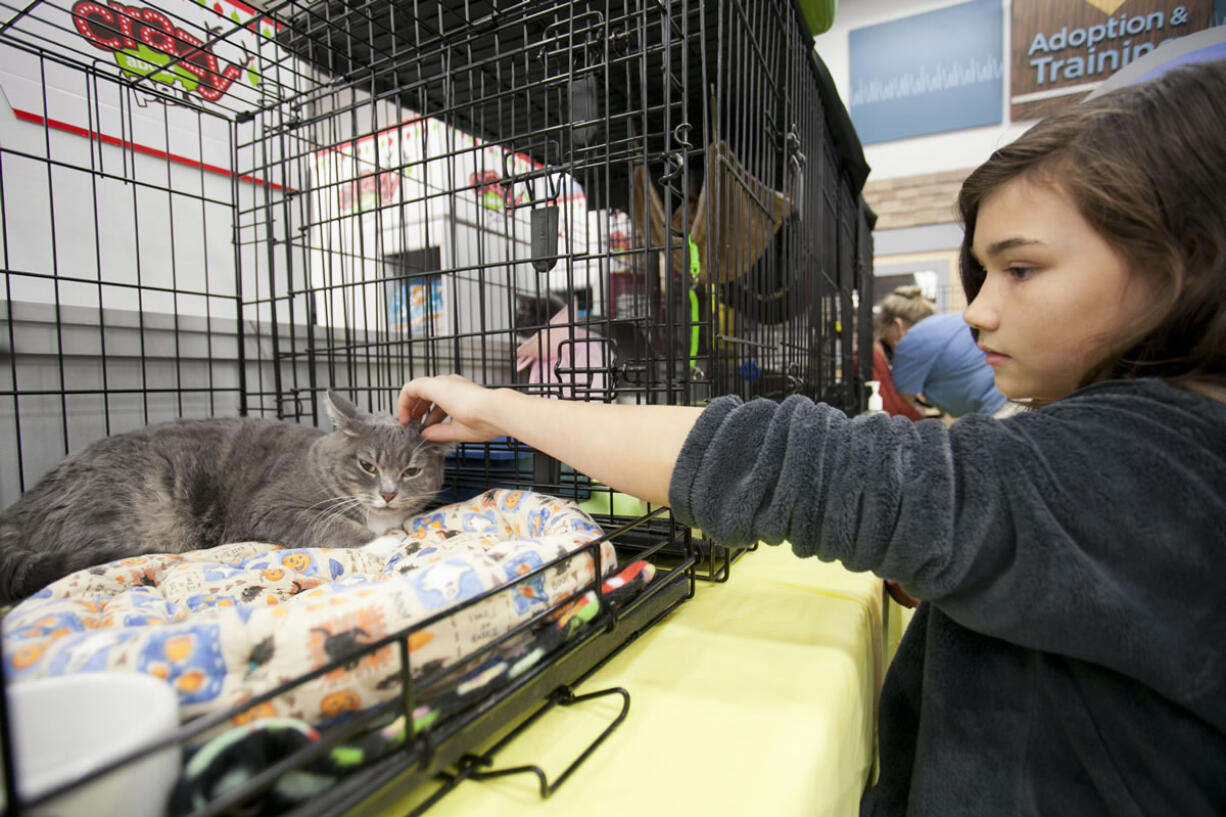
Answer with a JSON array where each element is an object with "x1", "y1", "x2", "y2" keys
[
  {"x1": 391, "y1": 489, "x2": 432, "y2": 511},
  {"x1": 307, "y1": 495, "x2": 365, "y2": 536},
  {"x1": 318, "y1": 496, "x2": 363, "y2": 519},
  {"x1": 304, "y1": 495, "x2": 360, "y2": 513}
]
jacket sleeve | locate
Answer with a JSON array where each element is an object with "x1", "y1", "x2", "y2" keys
[
  {"x1": 668, "y1": 394, "x2": 988, "y2": 591},
  {"x1": 666, "y1": 390, "x2": 1226, "y2": 699}
]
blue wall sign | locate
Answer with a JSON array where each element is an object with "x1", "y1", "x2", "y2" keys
[{"x1": 849, "y1": 0, "x2": 1004, "y2": 144}]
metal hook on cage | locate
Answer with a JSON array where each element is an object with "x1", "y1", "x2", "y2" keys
[
  {"x1": 785, "y1": 126, "x2": 803, "y2": 159},
  {"x1": 658, "y1": 121, "x2": 693, "y2": 186},
  {"x1": 501, "y1": 140, "x2": 563, "y2": 195},
  {"x1": 507, "y1": 154, "x2": 565, "y2": 274},
  {"x1": 659, "y1": 150, "x2": 686, "y2": 185},
  {"x1": 537, "y1": 10, "x2": 606, "y2": 63},
  {"x1": 786, "y1": 125, "x2": 806, "y2": 220},
  {"x1": 607, "y1": 23, "x2": 637, "y2": 58},
  {"x1": 672, "y1": 122, "x2": 694, "y2": 152},
  {"x1": 616, "y1": 356, "x2": 650, "y2": 387},
  {"x1": 535, "y1": 13, "x2": 606, "y2": 152}
]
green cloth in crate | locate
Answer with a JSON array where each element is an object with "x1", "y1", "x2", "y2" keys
[{"x1": 579, "y1": 490, "x2": 652, "y2": 519}]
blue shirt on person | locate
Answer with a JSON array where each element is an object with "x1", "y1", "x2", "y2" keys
[{"x1": 890, "y1": 312, "x2": 1007, "y2": 417}]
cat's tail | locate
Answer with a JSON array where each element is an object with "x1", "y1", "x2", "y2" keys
[{"x1": 0, "y1": 524, "x2": 133, "y2": 605}]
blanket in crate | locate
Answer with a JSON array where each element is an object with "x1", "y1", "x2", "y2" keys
[
  {"x1": 2, "y1": 489, "x2": 615, "y2": 732},
  {"x1": 168, "y1": 559, "x2": 657, "y2": 817}
]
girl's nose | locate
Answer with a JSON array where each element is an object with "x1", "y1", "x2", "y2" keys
[{"x1": 964, "y1": 282, "x2": 1000, "y2": 333}]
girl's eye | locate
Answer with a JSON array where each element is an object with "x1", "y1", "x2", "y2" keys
[
  {"x1": 358, "y1": 459, "x2": 377, "y2": 474},
  {"x1": 402, "y1": 467, "x2": 422, "y2": 479},
  {"x1": 1005, "y1": 265, "x2": 1036, "y2": 281}
]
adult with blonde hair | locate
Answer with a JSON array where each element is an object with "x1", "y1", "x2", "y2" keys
[
  {"x1": 868, "y1": 285, "x2": 927, "y2": 421},
  {"x1": 871, "y1": 285, "x2": 934, "y2": 420},
  {"x1": 874, "y1": 283, "x2": 937, "y2": 338},
  {"x1": 877, "y1": 284, "x2": 1010, "y2": 418}
]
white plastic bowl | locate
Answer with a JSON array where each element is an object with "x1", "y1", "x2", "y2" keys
[{"x1": 2, "y1": 672, "x2": 181, "y2": 817}]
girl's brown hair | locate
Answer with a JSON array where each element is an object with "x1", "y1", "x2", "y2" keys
[{"x1": 958, "y1": 60, "x2": 1226, "y2": 389}]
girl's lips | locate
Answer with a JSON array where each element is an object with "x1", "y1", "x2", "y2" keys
[{"x1": 980, "y1": 346, "x2": 1011, "y2": 366}]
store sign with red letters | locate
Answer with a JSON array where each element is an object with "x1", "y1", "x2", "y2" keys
[{"x1": 69, "y1": 0, "x2": 277, "y2": 104}]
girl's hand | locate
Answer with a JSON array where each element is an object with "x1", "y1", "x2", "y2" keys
[
  {"x1": 396, "y1": 375, "x2": 510, "y2": 443},
  {"x1": 400, "y1": 373, "x2": 699, "y2": 507}
]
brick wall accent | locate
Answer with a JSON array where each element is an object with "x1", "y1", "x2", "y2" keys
[{"x1": 862, "y1": 168, "x2": 975, "y2": 230}]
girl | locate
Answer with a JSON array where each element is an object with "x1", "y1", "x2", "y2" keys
[{"x1": 397, "y1": 61, "x2": 1226, "y2": 815}]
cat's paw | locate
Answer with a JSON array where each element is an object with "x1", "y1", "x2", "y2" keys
[{"x1": 361, "y1": 533, "x2": 405, "y2": 559}]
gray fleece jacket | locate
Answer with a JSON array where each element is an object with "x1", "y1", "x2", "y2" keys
[{"x1": 667, "y1": 378, "x2": 1226, "y2": 816}]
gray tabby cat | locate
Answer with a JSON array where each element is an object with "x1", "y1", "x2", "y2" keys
[{"x1": 0, "y1": 390, "x2": 448, "y2": 602}]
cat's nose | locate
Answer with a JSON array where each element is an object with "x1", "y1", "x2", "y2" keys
[{"x1": 381, "y1": 491, "x2": 397, "y2": 503}]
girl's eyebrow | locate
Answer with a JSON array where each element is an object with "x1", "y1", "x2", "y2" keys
[{"x1": 979, "y1": 237, "x2": 1045, "y2": 260}]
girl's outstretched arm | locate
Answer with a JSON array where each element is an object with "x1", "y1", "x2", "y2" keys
[{"x1": 397, "y1": 375, "x2": 703, "y2": 506}]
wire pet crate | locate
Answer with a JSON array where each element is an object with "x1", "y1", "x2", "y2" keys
[
  {"x1": 264, "y1": 0, "x2": 873, "y2": 411},
  {"x1": 260, "y1": 0, "x2": 874, "y2": 578},
  {"x1": 0, "y1": 0, "x2": 872, "y2": 813}
]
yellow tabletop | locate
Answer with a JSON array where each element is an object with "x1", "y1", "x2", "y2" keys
[{"x1": 378, "y1": 544, "x2": 887, "y2": 817}]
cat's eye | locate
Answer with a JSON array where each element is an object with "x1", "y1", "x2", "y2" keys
[
  {"x1": 358, "y1": 458, "x2": 377, "y2": 474},
  {"x1": 401, "y1": 466, "x2": 422, "y2": 479}
]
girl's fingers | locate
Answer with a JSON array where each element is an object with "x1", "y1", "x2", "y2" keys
[
  {"x1": 398, "y1": 378, "x2": 444, "y2": 425},
  {"x1": 424, "y1": 404, "x2": 449, "y2": 427},
  {"x1": 396, "y1": 384, "x2": 418, "y2": 424}
]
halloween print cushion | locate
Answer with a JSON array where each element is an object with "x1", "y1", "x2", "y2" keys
[{"x1": 2, "y1": 490, "x2": 614, "y2": 735}]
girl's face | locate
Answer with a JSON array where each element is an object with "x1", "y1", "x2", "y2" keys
[{"x1": 963, "y1": 176, "x2": 1156, "y2": 402}]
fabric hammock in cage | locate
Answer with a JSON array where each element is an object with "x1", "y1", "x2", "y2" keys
[{"x1": 630, "y1": 139, "x2": 792, "y2": 286}]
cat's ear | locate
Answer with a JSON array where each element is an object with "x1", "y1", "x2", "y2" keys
[
  {"x1": 422, "y1": 440, "x2": 455, "y2": 463},
  {"x1": 404, "y1": 420, "x2": 452, "y2": 454},
  {"x1": 324, "y1": 390, "x2": 364, "y2": 437},
  {"x1": 407, "y1": 423, "x2": 454, "y2": 458},
  {"x1": 426, "y1": 439, "x2": 455, "y2": 458}
]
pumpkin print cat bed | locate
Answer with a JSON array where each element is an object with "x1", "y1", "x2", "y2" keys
[{"x1": 2, "y1": 490, "x2": 616, "y2": 738}]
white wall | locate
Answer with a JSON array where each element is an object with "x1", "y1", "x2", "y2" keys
[{"x1": 814, "y1": 0, "x2": 1035, "y2": 181}]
